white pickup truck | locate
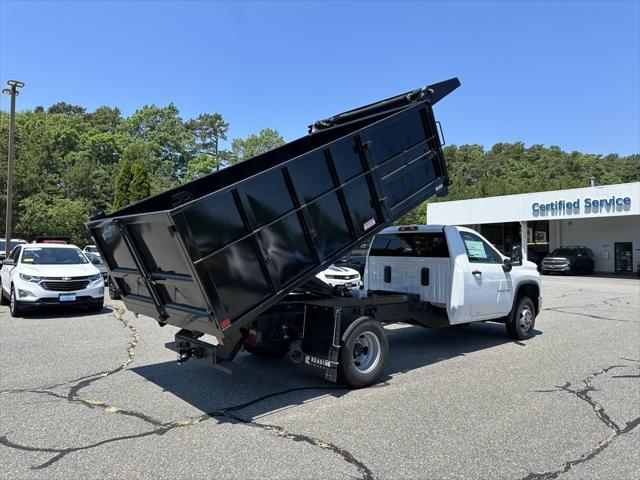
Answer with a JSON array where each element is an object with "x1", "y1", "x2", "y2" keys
[{"x1": 363, "y1": 224, "x2": 541, "y2": 340}]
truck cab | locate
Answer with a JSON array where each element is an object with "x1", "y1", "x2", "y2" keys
[{"x1": 365, "y1": 225, "x2": 541, "y2": 326}]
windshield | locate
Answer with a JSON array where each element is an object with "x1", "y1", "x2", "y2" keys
[
  {"x1": 21, "y1": 247, "x2": 89, "y2": 265},
  {"x1": 85, "y1": 253, "x2": 104, "y2": 264},
  {"x1": 85, "y1": 246, "x2": 98, "y2": 253},
  {"x1": 370, "y1": 232, "x2": 449, "y2": 257},
  {"x1": 550, "y1": 248, "x2": 577, "y2": 256}
]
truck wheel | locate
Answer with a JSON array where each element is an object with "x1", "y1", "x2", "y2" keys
[
  {"x1": 506, "y1": 296, "x2": 536, "y2": 340},
  {"x1": 10, "y1": 286, "x2": 23, "y2": 317},
  {"x1": 339, "y1": 318, "x2": 388, "y2": 388}
]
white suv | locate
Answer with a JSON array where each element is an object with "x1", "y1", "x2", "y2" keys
[{"x1": 0, "y1": 244, "x2": 104, "y2": 316}]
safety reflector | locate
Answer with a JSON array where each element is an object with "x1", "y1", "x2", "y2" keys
[{"x1": 220, "y1": 318, "x2": 231, "y2": 329}]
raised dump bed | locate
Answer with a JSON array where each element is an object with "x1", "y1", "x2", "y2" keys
[{"x1": 86, "y1": 78, "x2": 460, "y2": 352}]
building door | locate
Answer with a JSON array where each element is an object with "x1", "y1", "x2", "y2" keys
[{"x1": 614, "y1": 242, "x2": 633, "y2": 273}]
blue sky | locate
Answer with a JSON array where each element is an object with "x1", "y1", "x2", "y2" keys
[{"x1": 1, "y1": 0, "x2": 638, "y2": 155}]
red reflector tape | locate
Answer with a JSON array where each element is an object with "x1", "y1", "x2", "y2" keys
[{"x1": 220, "y1": 318, "x2": 231, "y2": 329}]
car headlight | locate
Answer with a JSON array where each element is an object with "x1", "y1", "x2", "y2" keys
[
  {"x1": 89, "y1": 273, "x2": 103, "y2": 283},
  {"x1": 19, "y1": 273, "x2": 42, "y2": 283}
]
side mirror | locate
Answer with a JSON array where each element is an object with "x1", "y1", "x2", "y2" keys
[
  {"x1": 502, "y1": 258, "x2": 513, "y2": 272},
  {"x1": 91, "y1": 258, "x2": 101, "y2": 265},
  {"x1": 2, "y1": 259, "x2": 15, "y2": 266}
]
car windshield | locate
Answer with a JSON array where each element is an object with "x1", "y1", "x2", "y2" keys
[
  {"x1": 21, "y1": 247, "x2": 89, "y2": 265},
  {"x1": 85, "y1": 253, "x2": 104, "y2": 264},
  {"x1": 85, "y1": 246, "x2": 98, "y2": 253},
  {"x1": 550, "y1": 248, "x2": 576, "y2": 256}
]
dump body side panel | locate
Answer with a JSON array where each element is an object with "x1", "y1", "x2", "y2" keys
[{"x1": 87, "y1": 86, "x2": 457, "y2": 343}]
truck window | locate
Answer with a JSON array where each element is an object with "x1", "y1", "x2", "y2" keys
[
  {"x1": 460, "y1": 231, "x2": 501, "y2": 264},
  {"x1": 369, "y1": 232, "x2": 449, "y2": 257}
]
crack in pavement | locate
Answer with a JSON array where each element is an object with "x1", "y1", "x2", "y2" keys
[
  {"x1": 523, "y1": 361, "x2": 640, "y2": 479},
  {"x1": 542, "y1": 307, "x2": 638, "y2": 324},
  {"x1": 0, "y1": 309, "x2": 375, "y2": 479},
  {"x1": 0, "y1": 385, "x2": 374, "y2": 479}
]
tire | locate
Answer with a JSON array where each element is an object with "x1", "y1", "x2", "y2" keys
[
  {"x1": 243, "y1": 342, "x2": 289, "y2": 359},
  {"x1": 10, "y1": 286, "x2": 23, "y2": 317},
  {"x1": 108, "y1": 278, "x2": 121, "y2": 300},
  {"x1": 0, "y1": 279, "x2": 8, "y2": 306},
  {"x1": 506, "y1": 296, "x2": 536, "y2": 340},
  {"x1": 338, "y1": 317, "x2": 388, "y2": 388}
]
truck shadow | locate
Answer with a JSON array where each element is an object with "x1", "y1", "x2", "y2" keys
[
  {"x1": 132, "y1": 322, "x2": 539, "y2": 419},
  {"x1": 12, "y1": 305, "x2": 113, "y2": 319}
]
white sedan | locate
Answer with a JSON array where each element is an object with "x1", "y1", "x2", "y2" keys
[
  {"x1": 316, "y1": 265, "x2": 362, "y2": 289},
  {"x1": 0, "y1": 244, "x2": 104, "y2": 316}
]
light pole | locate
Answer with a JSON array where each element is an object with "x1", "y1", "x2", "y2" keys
[{"x1": 2, "y1": 80, "x2": 24, "y2": 259}]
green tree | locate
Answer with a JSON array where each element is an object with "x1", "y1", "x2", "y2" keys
[
  {"x1": 230, "y1": 128, "x2": 285, "y2": 163},
  {"x1": 85, "y1": 106, "x2": 122, "y2": 133},
  {"x1": 113, "y1": 157, "x2": 133, "y2": 209},
  {"x1": 47, "y1": 102, "x2": 86, "y2": 116},
  {"x1": 15, "y1": 193, "x2": 90, "y2": 246},
  {"x1": 129, "y1": 158, "x2": 151, "y2": 203},
  {"x1": 122, "y1": 103, "x2": 193, "y2": 182}
]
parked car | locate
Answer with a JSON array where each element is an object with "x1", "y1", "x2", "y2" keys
[
  {"x1": 83, "y1": 245, "x2": 100, "y2": 256},
  {"x1": 0, "y1": 243, "x2": 104, "y2": 316},
  {"x1": 541, "y1": 246, "x2": 595, "y2": 275},
  {"x1": 316, "y1": 265, "x2": 362, "y2": 289},
  {"x1": 0, "y1": 238, "x2": 27, "y2": 261},
  {"x1": 335, "y1": 242, "x2": 370, "y2": 275},
  {"x1": 84, "y1": 252, "x2": 108, "y2": 281}
]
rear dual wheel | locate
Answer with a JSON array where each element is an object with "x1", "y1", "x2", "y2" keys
[{"x1": 339, "y1": 317, "x2": 388, "y2": 388}]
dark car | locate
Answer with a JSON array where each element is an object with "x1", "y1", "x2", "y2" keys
[{"x1": 541, "y1": 246, "x2": 596, "y2": 275}]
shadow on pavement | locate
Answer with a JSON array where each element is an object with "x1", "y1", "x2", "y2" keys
[
  {"x1": 13, "y1": 305, "x2": 113, "y2": 319},
  {"x1": 132, "y1": 321, "x2": 527, "y2": 418}
]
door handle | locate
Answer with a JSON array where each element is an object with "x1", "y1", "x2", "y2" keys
[{"x1": 472, "y1": 270, "x2": 482, "y2": 276}]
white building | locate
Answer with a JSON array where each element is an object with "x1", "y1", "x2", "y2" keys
[{"x1": 427, "y1": 182, "x2": 640, "y2": 273}]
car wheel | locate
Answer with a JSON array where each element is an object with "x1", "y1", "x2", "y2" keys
[
  {"x1": 506, "y1": 296, "x2": 536, "y2": 340},
  {"x1": 0, "y1": 279, "x2": 8, "y2": 306},
  {"x1": 338, "y1": 317, "x2": 388, "y2": 388},
  {"x1": 10, "y1": 286, "x2": 23, "y2": 317}
]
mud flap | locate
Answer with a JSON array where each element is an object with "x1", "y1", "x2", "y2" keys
[{"x1": 298, "y1": 305, "x2": 341, "y2": 383}]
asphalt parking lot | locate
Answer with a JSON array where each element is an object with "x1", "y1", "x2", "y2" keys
[{"x1": 1, "y1": 274, "x2": 638, "y2": 480}]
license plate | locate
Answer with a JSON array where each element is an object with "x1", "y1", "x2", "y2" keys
[
  {"x1": 344, "y1": 283, "x2": 353, "y2": 288},
  {"x1": 59, "y1": 293, "x2": 77, "y2": 302}
]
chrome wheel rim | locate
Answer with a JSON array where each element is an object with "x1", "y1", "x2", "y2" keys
[
  {"x1": 519, "y1": 304, "x2": 533, "y2": 332},
  {"x1": 352, "y1": 331, "x2": 381, "y2": 374}
]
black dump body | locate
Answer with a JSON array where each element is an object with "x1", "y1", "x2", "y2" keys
[{"x1": 86, "y1": 78, "x2": 460, "y2": 345}]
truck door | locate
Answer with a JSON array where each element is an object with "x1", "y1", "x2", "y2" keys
[{"x1": 459, "y1": 230, "x2": 512, "y2": 318}]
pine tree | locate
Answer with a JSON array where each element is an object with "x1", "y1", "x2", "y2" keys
[
  {"x1": 113, "y1": 157, "x2": 132, "y2": 209},
  {"x1": 129, "y1": 158, "x2": 151, "y2": 203}
]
